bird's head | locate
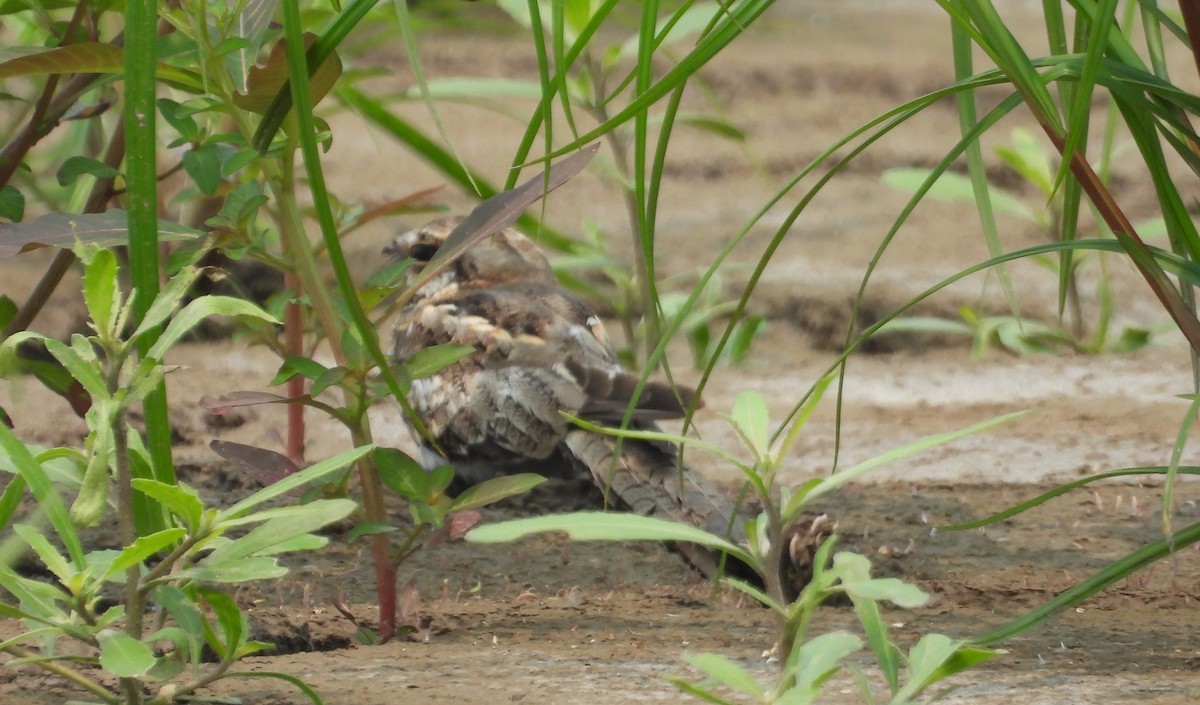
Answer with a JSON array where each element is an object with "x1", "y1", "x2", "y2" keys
[{"x1": 384, "y1": 216, "x2": 556, "y2": 292}]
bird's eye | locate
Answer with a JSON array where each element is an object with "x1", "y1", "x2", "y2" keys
[{"x1": 409, "y1": 243, "x2": 439, "y2": 262}]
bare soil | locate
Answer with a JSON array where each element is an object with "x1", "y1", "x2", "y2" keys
[{"x1": 3, "y1": 2, "x2": 1200, "y2": 704}]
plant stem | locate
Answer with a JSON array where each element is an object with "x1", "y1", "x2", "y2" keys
[
  {"x1": 349, "y1": 414, "x2": 395, "y2": 642},
  {"x1": 1, "y1": 645, "x2": 117, "y2": 704}
]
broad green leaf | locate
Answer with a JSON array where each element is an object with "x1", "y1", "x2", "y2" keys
[
  {"x1": 893, "y1": 634, "x2": 997, "y2": 702},
  {"x1": 56, "y1": 156, "x2": 120, "y2": 187},
  {"x1": 103, "y1": 528, "x2": 186, "y2": 580},
  {"x1": 152, "y1": 585, "x2": 204, "y2": 664},
  {"x1": 451, "y1": 473, "x2": 545, "y2": 511},
  {"x1": 850, "y1": 589, "x2": 901, "y2": 692},
  {"x1": 842, "y1": 577, "x2": 929, "y2": 609},
  {"x1": 130, "y1": 479, "x2": 204, "y2": 530},
  {"x1": 216, "y1": 444, "x2": 372, "y2": 521},
  {"x1": 182, "y1": 143, "x2": 223, "y2": 196},
  {"x1": 98, "y1": 630, "x2": 156, "y2": 677},
  {"x1": 467, "y1": 511, "x2": 754, "y2": 566},
  {"x1": 182, "y1": 556, "x2": 286, "y2": 583},
  {"x1": 270, "y1": 357, "x2": 329, "y2": 385},
  {"x1": 0, "y1": 185, "x2": 24, "y2": 221},
  {"x1": 80, "y1": 248, "x2": 119, "y2": 339},
  {"x1": 682, "y1": 652, "x2": 762, "y2": 700},
  {"x1": 149, "y1": 295, "x2": 277, "y2": 359},
  {"x1": 207, "y1": 498, "x2": 355, "y2": 562},
  {"x1": 199, "y1": 587, "x2": 245, "y2": 658},
  {"x1": 403, "y1": 343, "x2": 475, "y2": 379},
  {"x1": 787, "y1": 631, "x2": 862, "y2": 698},
  {"x1": 143, "y1": 653, "x2": 186, "y2": 682},
  {"x1": 346, "y1": 522, "x2": 398, "y2": 541},
  {"x1": 375, "y1": 447, "x2": 428, "y2": 500},
  {"x1": 12, "y1": 524, "x2": 72, "y2": 584}
]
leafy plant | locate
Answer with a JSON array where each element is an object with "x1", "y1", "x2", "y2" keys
[
  {"x1": 0, "y1": 246, "x2": 365, "y2": 705},
  {"x1": 881, "y1": 127, "x2": 1158, "y2": 355},
  {"x1": 468, "y1": 386, "x2": 1011, "y2": 702}
]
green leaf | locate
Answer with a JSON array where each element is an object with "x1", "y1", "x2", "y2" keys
[
  {"x1": 104, "y1": 528, "x2": 186, "y2": 580},
  {"x1": 0, "y1": 475, "x2": 26, "y2": 529},
  {"x1": 183, "y1": 556, "x2": 286, "y2": 583},
  {"x1": 346, "y1": 522, "x2": 398, "y2": 541},
  {"x1": 131, "y1": 479, "x2": 203, "y2": 529},
  {"x1": 156, "y1": 98, "x2": 199, "y2": 142},
  {"x1": 182, "y1": 143, "x2": 223, "y2": 196},
  {"x1": 451, "y1": 473, "x2": 545, "y2": 512},
  {"x1": 70, "y1": 402, "x2": 113, "y2": 528},
  {"x1": 56, "y1": 156, "x2": 120, "y2": 187},
  {"x1": 842, "y1": 577, "x2": 928, "y2": 609},
  {"x1": 12, "y1": 523, "x2": 73, "y2": 584},
  {"x1": 894, "y1": 634, "x2": 997, "y2": 702},
  {"x1": 152, "y1": 585, "x2": 204, "y2": 664},
  {"x1": 729, "y1": 389, "x2": 770, "y2": 461},
  {"x1": 881, "y1": 167, "x2": 1036, "y2": 223},
  {"x1": 0, "y1": 185, "x2": 24, "y2": 221},
  {"x1": 216, "y1": 445, "x2": 372, "y2": 521},
  {"x1": 148, "y1": 295, "x2": 278, "y2": 359},
  {"x1": 42, "y1": 337, "x2": 107, "y2": 401},
  {"x1": 98, "y1": 630, "x2": 156, "y2": 677},
  {"x1": 81, "y1": 248, "x2": 120, "y2": 339},
  {"x1": 206, "y1": 498, "x2": 355, "y2": 562},
  {"x1": 199, "y1": 587, "x2": 245, "y2": 658},
  {"x1": 270, "y1": 357, "x2": 329, "y2": 386},
  {"x1": 467, "y1": 511, "x2": 754, "y2": 566},
  {"x1": 402, "y1": 344, "x2": 475, "y2": 379},
  {"x1": 787, "y1": 631, "x2": 862, "y2": 699},
  {"x1": 131, "y1": 265, "x2": 204, "y2": 339},
  {"x1": 375, "y1": 447, "x2": 428, "y2": 500},
  {"x1": 681, "y1": 652, "x2": 763, "y2": 700},
  {"x1": 0, "y1": 423, "x2": 85, "y2": 567}
]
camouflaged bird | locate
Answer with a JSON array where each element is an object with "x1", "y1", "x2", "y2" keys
[{"x1": 384, "y1": 216, "x2": 755, "y2": 580}]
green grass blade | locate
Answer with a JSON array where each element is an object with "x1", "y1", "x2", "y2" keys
[
  {"x1": 971, "y1": 518, "x2": 1200, "y2": 645},
  {"x1": 939, "y1": 466, "x2": 1200, "y2": 530},
  {"x1": 124, "y1": 0, "x2": 173, "y2": 532}
]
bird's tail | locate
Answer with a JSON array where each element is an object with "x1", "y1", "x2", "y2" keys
[{"x1": 561, "y1": 425, "x2": 757, "y2": 583}]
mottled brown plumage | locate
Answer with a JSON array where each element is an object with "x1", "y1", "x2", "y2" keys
[{"x1": 385, "y1": 217, "x2": 759, "y2": 580}]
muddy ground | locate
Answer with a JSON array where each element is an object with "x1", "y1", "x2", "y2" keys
[{"x1": 3, "y1": 1, "x2": 1200, "y2": 703}]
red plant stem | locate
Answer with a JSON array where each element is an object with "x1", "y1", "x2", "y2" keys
[
  {"x1": 1043, "y1": 126, "x2": 1200, "y2": 353},
  {"x1": 283, "y1": 270, "x2": 306, "y2": 467},
  {"x1": 1178, "y1": 0, "x2": 1200, "y2": 80}
]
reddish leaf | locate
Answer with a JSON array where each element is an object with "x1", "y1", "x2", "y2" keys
[
  {"x1": 0, "y1": 210, "x2": 202, "y2": 258},
  {"x1": 0, "y1": 44, "x2": 200, "y2": 91},
  {"x1": 200, "y1": 390, "x2": 295, "y2": 413},
  {"x1": 209, "y1": 439, "x2": 300, "y2": 485},
  {"x1": 233, "y1": 33, "x2": 343, "y2": 114}
]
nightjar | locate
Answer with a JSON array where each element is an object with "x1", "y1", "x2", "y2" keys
[{"x1": 385, "y1": 216, "x2": 753, "y2": 579}]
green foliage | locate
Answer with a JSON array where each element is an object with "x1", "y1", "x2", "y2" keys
[
  {"x1": 0, "y1": 248, "x2": 356, "y2": 705},
  {"x1": 881, "y1": 128, "x2": 1159, "y2": 355},
  {"x1": 470, "y1": 388, "x2": 1009, "y2": 702}
]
